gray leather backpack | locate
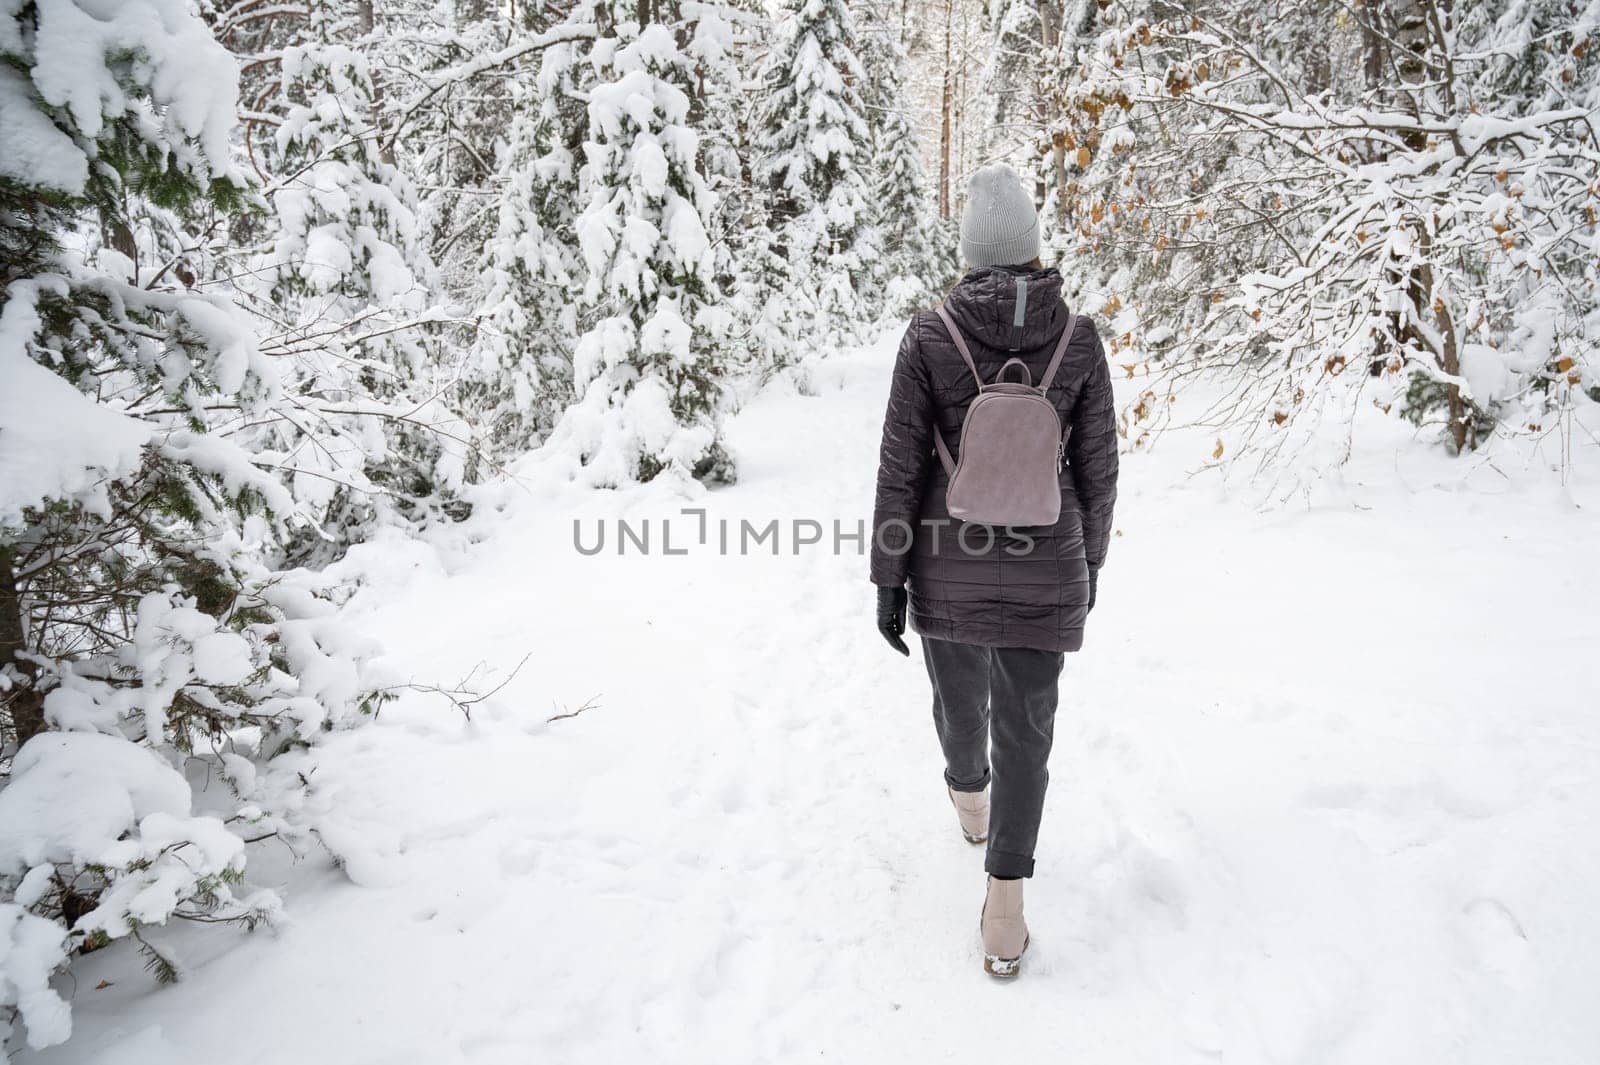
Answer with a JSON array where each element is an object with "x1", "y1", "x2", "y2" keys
[{"x1": 932, "y1": 298, "x2": 1077, "y2": 528}]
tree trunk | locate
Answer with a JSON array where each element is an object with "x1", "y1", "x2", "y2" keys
[
  {"x1": 954, "y1": 2, "x2": 970, "y2": 190},
  {"x1": 1392, "y1": 0, "x2": 1429, "y2": 103},
  {"x1": 0, "y1": 546, "x2": 44, "y2": 748},
  {"x1": 455, "y1": 0, "x2": 498, "y2": 25},
  {"x1": 355, "y1": 0, "x2": 398, "y2": 166},
  {"x1": 1392, "y1": 0, "x2": 1467, "y2": 452},
  {"x1": 1361, "y1": 2, "x2": 1385, "y2": 95},
  {"x1": 1415, "y1": 241, "x2": 1468, "y2": 453},
  {"x1": 939, "y1": 0, "x2": 954, "y2": 218},
  {"x1": 101, "y1": 207, "x2": 136, "y2": 264},
  {"x1": 1038, "y1": 0, "x2": 1066, "y2": 218}
]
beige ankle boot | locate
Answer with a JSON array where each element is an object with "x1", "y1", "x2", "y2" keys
[
  {"x1": 947, "y1": 786, "x2": 989, "y2": 844},
  {"x1": 980, "y1": 875, "x2": 1028, "y2": 977}
]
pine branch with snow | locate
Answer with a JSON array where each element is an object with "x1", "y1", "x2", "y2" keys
[
  {"x1": 251, "y1": 35, "x2": 469, "y2": 562},
  {"x1": 0, "y1": 3, "x2": 395, "y2": 1050}
]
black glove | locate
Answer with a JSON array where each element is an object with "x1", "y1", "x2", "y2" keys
[
  {"x1": 1087, "y1": 566, "x2": 1099, "y2": 614},
  {"x1": 875, "y1": 585, "x2": 909, "y2": 657}
]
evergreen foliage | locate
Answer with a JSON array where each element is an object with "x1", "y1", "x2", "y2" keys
[
  {"x1": 1, "y1": 1, "x2": 391, "y2": 1050},
  {"x1": 756, "y1": 0, "x2": 876, "y2": 346}
]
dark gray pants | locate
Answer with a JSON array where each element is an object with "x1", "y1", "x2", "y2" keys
[{"x1": 921, "y1": 635, "x2": 1064, "y2": 878}]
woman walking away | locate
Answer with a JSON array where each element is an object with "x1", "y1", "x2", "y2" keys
[{"x1": 869, "y1": 163, "x2": 1119, "y2": 978}]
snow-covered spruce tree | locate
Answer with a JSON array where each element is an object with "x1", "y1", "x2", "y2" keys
[
  {"x1": 684, "y1": 0, "x2": 789, "y2": 374},
  {"x1": 255, "y1": 36, "x2": 468, "y2": 562},
  {"x1": 705, "y1": 3, "x2": 807, "y2": 379},
  {"x1": 877, "y1": 106, "x2": 955, "y2": 314},
  {"x1": 544, "y1": 0, "x2": 737, "y2": 485},
  {"x1": 1056, "y1": 0, "x2": 1600, "y2": 488},
  {"x1": 464, "y1": 7, "x2": 608, "y2": 456},
  {"x1": 756, "y1": 0, "x2": 875, "y2": 347},
  {"x1": 0, "y1": 1, "x2": 388, "y2": 1050},
  {"x1": 857, "y1": 10, "x2": 948, "y2": 317}
]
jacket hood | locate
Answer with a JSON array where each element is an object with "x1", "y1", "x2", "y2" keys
[{"x1": 943, "y1": 265, "x2": 1073, "y2": 354}]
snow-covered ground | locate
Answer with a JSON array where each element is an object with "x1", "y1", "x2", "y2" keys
[{"x1": 27, "y1": 328, "x2": 1600, "y2": 1064}]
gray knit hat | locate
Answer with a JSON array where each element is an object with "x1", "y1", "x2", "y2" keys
[{"x1": 960, "y1": 164, "x2": 1040, "y2": 268}]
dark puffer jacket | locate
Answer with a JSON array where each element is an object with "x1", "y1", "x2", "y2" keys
[{"x1": 869, "y1": 265, "x2": 1119, "y2": 653}]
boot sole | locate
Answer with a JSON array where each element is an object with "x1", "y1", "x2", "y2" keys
[{"x1": 983, "y1": 935, "x2": 1029, "y2": 978}]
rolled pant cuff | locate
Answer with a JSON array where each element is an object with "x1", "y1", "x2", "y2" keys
[
  {"x1": 944, "y1": 767, "x2": 991, "y2": 793},
  {"x1": 984, "y1": 849, "x2": 1035, "y2": 879}
]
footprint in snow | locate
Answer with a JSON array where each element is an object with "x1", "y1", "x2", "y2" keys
[{"x1": 1461, "y1": 896, "x2": 1532, "y2": 989}]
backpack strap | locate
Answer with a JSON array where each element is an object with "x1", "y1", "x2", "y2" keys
[
  {"x1": 1038, "y1": 311, "x2": 1078, "y2": 395},
  {"x1": 932, "y1": 304, "x2": 979, "y2": 477},
  {"x1": 934, "y1": 304, "x2": 981, "y2": 387},
  {"x1": 932, "y1": 422, "x2": 957, "y2": 476}
]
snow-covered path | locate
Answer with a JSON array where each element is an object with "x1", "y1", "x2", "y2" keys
[{"x1": 33, "y1": 330, "x2": 1600, "y2": 1064}]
